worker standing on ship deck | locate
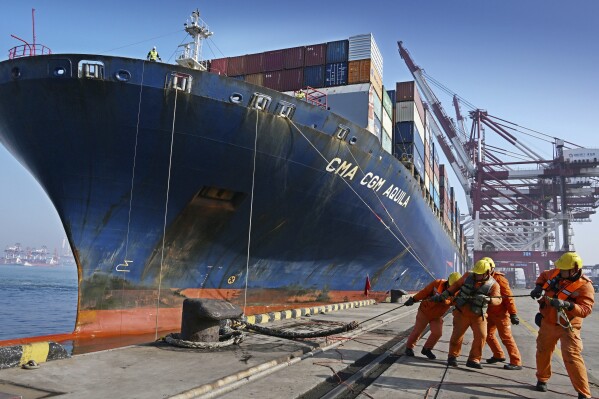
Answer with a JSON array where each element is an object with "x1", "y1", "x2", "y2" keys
[
  {"x1": 403, "y1": 272, "x2": 462, "y2": 359},
  {"x1": 147, "y1": 46, "x2": 162, "y2": 62},
  {"x1": 432, "y1": 259, "x2": 501, "y2": 368},
  {"x1": 530, "y1": 252, "x2": 594, "y2": 399},
  {"x1": 483, "y1": 256, "x2": 523, "y2": 370}
]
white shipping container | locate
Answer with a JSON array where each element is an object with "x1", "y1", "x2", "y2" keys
[
  {"x1": 382, "y1": 128, "x2": 392, "y2": 154},
  {"x1": 373, "y1": 89, "x2": 382, "y2": 120},
  {"x1": 348, "y1": 34, "x2": 383, "y2": 78},
  {"x1": 382, "y1": 109, "x2": 392, "y2": 136},
  {"x1": 433, "y1": 175, "x2": 440, "y2": 192},
  {"x1": 563, "y1": 148, "x2": 599, "y2": 163},
  {"x1": 301, "y1": 83, "x2": 377, "y2": 135},
  {"x1": 424, "y1": 172, "x2": 430, "y2": 192},
  {"x1": 395, "y1": 101, "x2": 425, "y2": 141}
]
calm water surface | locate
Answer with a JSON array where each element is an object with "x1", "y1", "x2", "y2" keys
[{"x1": 0, "y1": 264, "x2": 78, "y2": 340}]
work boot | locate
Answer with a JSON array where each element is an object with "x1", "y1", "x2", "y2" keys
[
  {"x1": 447, "y1": 356, "x2": 458, "y2": 367},
  {"x1": 421, "y1": 348, "x2": 436, "y2": 360},
  {"x1": 486, "y1": 356, "x2": 506, "y2": 364},
  {"x1": 404, "y1": 348, "x2": 415, "y2": 357},
  {"x1": 536, "y1": 381, "x2": 547, "y2": 392},
  {"x1": 578, "y1": 393, "x2": 590, "y2": 399},
  {"x1": 466, "y1": 360, "x2": 483, "y2": 369},
  {"x1": 503, "y1": 364, "x2": 522, "y2": 370}
]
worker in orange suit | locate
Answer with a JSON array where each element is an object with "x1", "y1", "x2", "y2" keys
[
  {"x1": 530, "y1": 252, "x2": 594, "y2": 399},
  {"x1": 483, "y1": 257, "x2": 523, "y2": 370},
  {"x1": 432, "y1": 259, "x2": 501, "y2": 369},
  {"x1": 403, "y1": 271, "x2": 462, "y2": 359}
]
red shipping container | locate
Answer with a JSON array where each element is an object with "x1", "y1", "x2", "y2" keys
[
  {"x1": 279, "y1": 68, "x2": 303, "y2": 92},
  {"x1": 283, "y1": 46, "x2": 304, "y2": 69},
  {"x1": 263, "y1": 70, "x2": 282, "y2": 90},
  {"x1": 227, "y1": 55, "x2": 245, "y2": 76},
  {"x1": 209, "y1": 58, "x2": 228, "y2": 75},
  {"x1": 245, "y1": 53, "x2": 263, "y2": 75},
  {"x1": 304, "y1": 43, "x2": 326, "y2": 66},
  {"x1": 263, "y1": 50, "x2": 284, "y2": 72}
]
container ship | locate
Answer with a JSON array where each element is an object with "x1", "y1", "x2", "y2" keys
[{"x1": 0, "y1": 10, "x2": 466, "y2": 338}]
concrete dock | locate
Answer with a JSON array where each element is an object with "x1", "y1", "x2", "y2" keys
[{"x1": 0, "y1": 289, "x2": 597, "y2": 399}]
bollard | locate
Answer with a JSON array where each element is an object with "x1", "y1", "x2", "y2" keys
[
  {"x1": 390, "y1": 289, "x2": 408, "y2": 303},
  {"x1": 180, "y1": 299, "x2": 243, "y2": 342}
]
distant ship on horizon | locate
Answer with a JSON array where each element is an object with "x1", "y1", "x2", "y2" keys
[{"x1": 1, "y1": 241, "x2": 75, "y2": 267}]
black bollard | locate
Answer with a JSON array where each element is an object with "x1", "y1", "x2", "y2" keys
[{"x1": 180, "y1": 298, "x2": 243, "y2": 342}]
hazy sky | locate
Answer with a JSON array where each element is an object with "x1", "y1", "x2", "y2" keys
[{"x1": 1, "y1": 1, "x2": 598, "y2": 262}]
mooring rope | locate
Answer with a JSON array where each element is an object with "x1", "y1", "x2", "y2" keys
[
  {"x1": 243, "y1": 109, "x2": 260, "y2": 314},
  {"x1": 120, "y1": 60, "x2": 146, "y2": 336},
  {"x1": 154, "y1": 88, "x2": 178, "y2": 340}
]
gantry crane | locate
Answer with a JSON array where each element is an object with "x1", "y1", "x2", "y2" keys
[{"x1": 398, "y1": 41, "x2": 599, "y2": 281}]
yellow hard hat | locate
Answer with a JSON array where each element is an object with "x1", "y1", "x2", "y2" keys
[
  {"x1": 448, "y1": 272, "x2": 462, "y2": 286},
  {"x1": 482, "y1": 257, "x2": 495, "y2": 270},
  {"x1": 472, "y1": 259, "x2": 491, "y2": 275},
  {"x1": 555, "y1": 252, "x2": 583, "y2": 270}
]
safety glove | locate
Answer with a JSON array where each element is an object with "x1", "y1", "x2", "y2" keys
[
  {"x1": 530, "y1": 285, "x2": 543, "y2": 299},
  {"x1": 430, "y1": 291, "x2": 449, "y2": 303},
  {"x1": 405, "y1": 297, "x2": 415, "y2": 306},
  {"x1": 475, "y1": 294, "x2": 490, "y2": 304},
  {"x1": 510, "y1": 314, "x2": 520, "y2": 325},
  {"x1": 549, "y1": 298, "x2": 574, "y2": 310}
]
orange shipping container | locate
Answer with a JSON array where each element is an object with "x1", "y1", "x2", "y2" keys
[
  {"x1": 348, "y1": 59, "x2": 370, "y2": 84},
  {"x1": 245, "y1": 73, "x2": 264, "y2": 86}
]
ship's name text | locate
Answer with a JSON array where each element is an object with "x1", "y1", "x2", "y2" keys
[{"x1": 325, "y1": 158, "x2": 410, "y2": 208}]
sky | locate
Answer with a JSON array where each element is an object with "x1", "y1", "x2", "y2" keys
[{"x1": 0, "y1": 1, "x2": 598, "y2": 262}]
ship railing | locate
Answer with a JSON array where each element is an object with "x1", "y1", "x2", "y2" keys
[
  {"x1": 8, "y1": 44, "x2": 52, "y2": 59},
  {"x1": 304, "y1": 86, "x2": 327, "y2": 109}
]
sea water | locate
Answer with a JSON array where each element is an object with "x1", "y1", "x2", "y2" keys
[{"x1": 0, "y1": 264, "x2": 78, "y2": 340}]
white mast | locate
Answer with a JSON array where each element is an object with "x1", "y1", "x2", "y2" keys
[{"x1": 176, "y1": 9, "x2": 214, "y2": 71}]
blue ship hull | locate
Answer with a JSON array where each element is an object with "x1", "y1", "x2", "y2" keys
[{"x1": 0, "y1": 55, "x2": 463, "y2": 336}]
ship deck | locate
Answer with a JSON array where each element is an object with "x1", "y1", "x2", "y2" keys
[{"x1": 0, "y1": 289, "x2": 597, "y2": 399}]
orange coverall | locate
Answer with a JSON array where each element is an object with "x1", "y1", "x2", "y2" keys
[
  {"x1": 486, "y1": 271, "x2": 522, "y2": 365},
  {"x1": 406, "y1": 279, "x2": 452, "y2": 350},
  {"x1": 446, "y1": 272, "x2": 501, "y2": 363},
  {"x1": 535, "y1": 270, "x2": 594, "y2": 398}
]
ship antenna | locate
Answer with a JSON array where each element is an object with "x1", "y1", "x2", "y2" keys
[{"x1": 176, "y1": 9, "x2": 213, "y2": 70}]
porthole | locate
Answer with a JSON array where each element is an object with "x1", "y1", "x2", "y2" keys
[
  {"x1": 115, "y1": 69, "x2": 131, "y2": 82},
  {"x1": 11, "y1": 67, "x2": 20, "y2": 79},
  {"x1": 229, "y1": 93, "x2": 243, "y2": 104},
  {"x1": 54, "y1": 67, "x2": 66, "y2": 77},
  {"x1": 349, "y1": 137, "x2": 358, "y2": 145}
]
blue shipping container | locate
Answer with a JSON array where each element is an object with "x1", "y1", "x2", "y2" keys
[
  {"x1": 433, "y1": 189, "x2": 440, "y2": 209},
  {"x1": 325, "y1": 62, "x2": 348, "y2": 87},
  {"x1": 387, "y1": 89, "x2": 396, "y2": 105},
  {"x1": 395, "y1": 121, "x2": 417, "y2": 143},
  {"x1": 326, "y1": 40, "x2": 349, "y2": 64},
  {"x1": 303, "y1": 65, "x2": 325, "y2": 88},
  {"x1": 396, "y1": 144, "x2": 425, "y2": 177},
  {"x1": 374, "y1": 114, "x2": 382, "y2": 141},
  {"x1": 394, "y1": 122, "x2": 424, "y2": 157}
]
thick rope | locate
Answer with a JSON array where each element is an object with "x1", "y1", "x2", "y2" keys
[
  {"x1": 155, "y1": 88, "x2": 178, "y2": 340},
  {"x1": 163, "y1": 331, "x2": 245, "y2": 348},
  {"x1": 240, "y1": 320, "x2": 359, "y2": 339}
]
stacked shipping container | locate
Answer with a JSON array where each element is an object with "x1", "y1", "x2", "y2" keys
[{"x1": 207, "y1": 34, "x2": 386, "y2": 146}]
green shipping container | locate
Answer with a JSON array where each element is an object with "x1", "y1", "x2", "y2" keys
[{"x1": 382, "y1": 88, "x2": 393, "y2": 117}]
